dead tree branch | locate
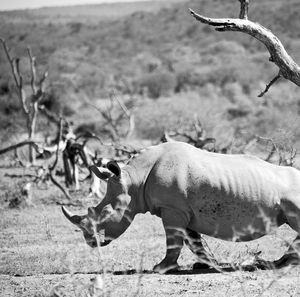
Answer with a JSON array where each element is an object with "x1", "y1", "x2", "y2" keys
[
  {"x1": 112, "y1": 94, "x2": 135, "y2": 138},
  {"x1": 255, "y1": 135, "x2": 297, "y2": 166},
  {"x1": 75, "y1": 131, "x2": 104, "y2": 146},
  {"x1": 49, "y1": 118, "x2": 63, "y2": 172},
  {"x1": 0, "y1": 39, "x2": 48, "y2": 164},
  {"x1": 89, "y1": 93, "x2": 135, "y2": 141},
  {"x1": 239, "y1": 0, "x2": 249, "y2": 20},
  {"x1": 0, "y1": 38, "x2": 28, "y2": 114},
  {"x1": 161, "y1": 132, "x2": 176, "y2": 143},
  {"x1": 38, "y1": 105, "x2": 61, "y2": 125},
  {"x1": 0, "y1": 141, "x2": 40, "y2": 156},
  {"x1": 258, "y1": 72, "x2": 282, "y2": 97},
  {"x1": 167, "y1": 115, "x2": 216, "y2": 150},
  {"x1": 189, "y1": 1, "x2": 300, "y2": 96},
  {"x1": 49, "y1": 118, "x2": 72, "y2": 200}
]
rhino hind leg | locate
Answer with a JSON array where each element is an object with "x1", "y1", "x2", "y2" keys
[
  {"x1": 184, "y1": 229, "x2": 218, "y2": 270},
  {"x1": 264, "y1": 197, "x2": 300, "y2": 269}
]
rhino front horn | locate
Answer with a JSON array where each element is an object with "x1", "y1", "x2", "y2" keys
[{"x1": 61, "y1": 206, "x2": 83, "y2": 225}]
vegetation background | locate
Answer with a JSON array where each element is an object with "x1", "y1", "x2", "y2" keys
[
  {"x1": 1, "y1": 1, "x2": 300, "y2": 296},
  {"x1": 1, "y1": 0, "x2": 300, "y2": 152}
]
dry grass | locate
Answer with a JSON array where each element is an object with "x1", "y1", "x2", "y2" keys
[
  {"x1": 1, "y1": 163, "x2": 300, "y2": 296},
  {"x1": 0, "y1": 199, "x2": 299, "y2": 296}
]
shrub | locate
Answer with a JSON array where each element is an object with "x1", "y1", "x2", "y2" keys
[
  {"x1": 0, "y1": 93, "x2": 21, "y2": 115},
  {"x1": 135, "y1": 91, "x2": 231, "y2": 140},
  {"x1": 201, "y1": 40, "x2": 246, "y2": 56},
  {"x1": 0, "y1": 80, "x2": 9, "y2": 95},
  {"x1": 137, "y1": 69, "x2": 176, "y2": 99},
  {"x1": 41, "y1": 87, "x2": 75, "y2": 116}
]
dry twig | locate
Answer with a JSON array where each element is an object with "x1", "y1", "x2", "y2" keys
[
  {"x1": 0, "y1": 39, "x2": 48, "y2": 163},
  {"x1": 189, "y1": 0, "x2": 300, "y2": 96},
  {"x1": 49, "y1": 118, "x2": 72, "y2": 200}
]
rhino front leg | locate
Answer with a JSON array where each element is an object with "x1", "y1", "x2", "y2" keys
[{"x1": 153, "y1": 209, "x2": 189, "y2": 274}]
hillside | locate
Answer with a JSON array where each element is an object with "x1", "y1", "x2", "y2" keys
[
  {"x1": 0, "y1": 0, "x2": 185, "y2": 23},
  {"x1": 0, "y1": 0, "x2": 299, "y2": 150}
]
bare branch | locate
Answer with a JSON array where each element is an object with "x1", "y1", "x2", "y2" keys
[
  {"x1": 39, "y1": 105, "x2": 60, "y2": 124},
  {"x1": 0, "y1": 39, "x2": 18, "y2": 84},
  {"x1": 258, "y1": 72, "x2": 282, "y2": 97},
  {"x1": 0, "y1": 141, "x2": 40, "y2": 156},
  {"x1": 1, "y1": 39, "x2": 49, "y2": 164},
  {"x1": 112, "y1": 94, "x2": 135, "y2": 138},
  {"x1": 113, "y1": 94, "x2": 131, "y2": 118},
  {"x1": 48, "y1": 118, "x2": 73, "y2": 200},
  {"x1": 189, "y1": 7, "x2": 300, "y2": 90},
  {"x1": 49, "y1": 118, "x2": 63, "y2": 172},
  {"x1": 75, "y1": 131, "x2": 104, "y2": 145},
  {"x1": 27, "y1": 47, "x2": 37, "y2": 95},
  {"x1": 114, "y1": 144, "x2": 142, "y2": 157},
  {"x1": 88, "y1": 102, "x2": 110, "y2": 121},
  {"x1": 38, "y1": 71, "x2": 48, "y2": 93},
  {"x1": 264, "y1": 143, "x2": 276, "y2": 162},
  {"x1": 49, "y1": 173, "x2": 73, "y2": 200},
  {"x1": 169, "y1": 130, "x2": 196, "y2": 144},
  {"x1": 126, "y1": 114, "x2": 135, "y2": 138},
  {"x1": 88, "y1": 94, "x2": 135, "y2": 140},
  {"x1": 161, "y1": 131, "x2": 176, "y2": 143},
  {"x1": 13, "y1": 58, "x2": 22, "y2": 86},
  {"x1": 239, "y1": 0, "x2": 249, "y2": 20},
  {"x1": 0, "y1": 39, "x2": 29, "y2": 114},
  {"x1": 255, "y1": 135, "x2": 296, "y2": 166}
]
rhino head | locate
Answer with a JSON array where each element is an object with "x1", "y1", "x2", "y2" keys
[{"x1": 62, "y1": 161, "x2": 133, "y2": 248}]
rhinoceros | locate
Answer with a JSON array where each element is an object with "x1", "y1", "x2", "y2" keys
[{"x1": 62, "y1": 142, "x2": 300, "y2": 273}]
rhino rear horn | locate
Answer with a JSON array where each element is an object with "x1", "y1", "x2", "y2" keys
[{"x1": 61, "y1": 206, "x2": 83, "y2": 225}]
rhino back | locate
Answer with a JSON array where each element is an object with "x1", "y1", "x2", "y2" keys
[{"x1": 141, "y1": 142, "x2": 294, "y2": 240}]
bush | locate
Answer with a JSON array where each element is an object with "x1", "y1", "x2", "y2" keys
[
  {"x1": 41, "y1": 87, "x2": 75, "y2": 116},
  {"x1": 135, "y1": 91, "x2": 231, "y2": 140},
  {"x1": 137, "y1": 69, "x2": 176, "y2": 99},
  {"x1": 41, "y1": 88, "x2": 62, "y2": 113},
  {"x1": 0, "y1": 93, "x2": 21, "y2": 115},
  {"x1": 0, "y1": 80, "x2": 9, "y2": 95},
  {"x1": 201, "y1": 40, "x2": 246, "y2": 56}
]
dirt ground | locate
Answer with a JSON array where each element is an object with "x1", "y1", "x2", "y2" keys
[{"x1": 1, "y1": 164, "x2": 300, "y2": 297}]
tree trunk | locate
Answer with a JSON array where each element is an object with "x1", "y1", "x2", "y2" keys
[{"x1": 28, "y1": 102, "x2": 39, "y2": 164}]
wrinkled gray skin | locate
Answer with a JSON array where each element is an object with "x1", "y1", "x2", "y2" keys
[{"x1": 62, "y1": 142, "x2": 300, "y2": 273}]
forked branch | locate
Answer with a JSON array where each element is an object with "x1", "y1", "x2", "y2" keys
[
  {"x1": 89, "y1": 93, "x2": 135, "y2": 141},
  {"x1": 0, "y1": 38, "x2": 28, "y2": 114},
  {"x1": 27, "y1": 47, "x2": 48, "y2": 102},
  {"x1": 239, "y1": 0, "x2": 249, "y2": 20},
  {"x1": 0, "y1": 141, "x2": 40, "y2": 155},
  {"x1": 0, "y1": 39, "x2": 49, "y2": 164},
  {"x1": 189, "y1": 1, "x2": 300, "y2": 96}
]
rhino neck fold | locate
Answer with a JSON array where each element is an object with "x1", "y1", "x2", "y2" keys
[{"x1": 124, "y1": 166, "x2": 149, "y2": 215}]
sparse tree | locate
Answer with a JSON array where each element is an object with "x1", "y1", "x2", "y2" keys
[
  {"x1": 89, "y1": 92, "x2": 135, "y2": 141},
  {"x1": 189, "y1": 0, "x2": 300, "y2": 97},
  {"x1": 0, "y1": 39, "x2": 48, "y2": 164},
  {"x1": 166, "y1": 115, "x2": 216, "y2": 150}
]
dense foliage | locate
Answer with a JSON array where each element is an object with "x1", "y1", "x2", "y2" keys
[{"x1": 0, "y1": 0, "x2": 299, "y2": 150}]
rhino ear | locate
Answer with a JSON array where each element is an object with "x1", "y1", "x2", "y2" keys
[
  {"x1": 107, "y1": 161, "x2": 121, "y2": 177},
  {"x1": 90, "y1": 165, "x2": 112, "y2": 180},
  {"x1": 88, "y1": 207, "x2": 96, "y2": 218}
]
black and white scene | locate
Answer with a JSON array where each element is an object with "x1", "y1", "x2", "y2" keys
[{"x1": 1, "y1": 0, "x2": 300, "y2": 296}]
